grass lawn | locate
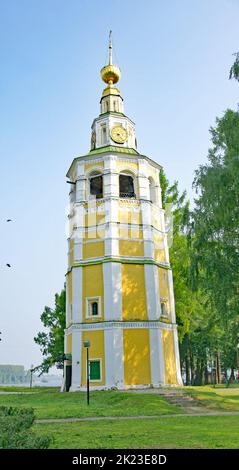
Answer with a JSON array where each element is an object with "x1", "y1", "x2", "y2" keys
[
  {"x1": 34, "y1": 415, "x2": 239, "y2": 449},
  {"x1": 0, "y1": 388, "x2": 180, "y2": 419},
  {"x1": 184, "y1": 386, "x2": 239, "y2": 411},
  {"x1": 1, "y1": 386, "x2": 239, "y2": 448}
]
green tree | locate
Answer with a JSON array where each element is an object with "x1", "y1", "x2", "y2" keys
[
  {"x1": 160, "y1": 169, "x2": 191, "y2": 340},
  {"x1": 229, "y1": 52, "x2": 239, "y2": 82},
  {"x1": 160, "y1": 170, "x2": 214, "y2": 385},
  {"x1": 34, "y1": 289, "x2": 66, "y2": 374},
  {"x1": 192, "y1": 108, "x2": 239, "y2": 379}
]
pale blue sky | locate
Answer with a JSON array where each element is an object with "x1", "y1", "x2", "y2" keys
[{"x1": 0, "y1": 0, "x2": 238, "y2": 370}]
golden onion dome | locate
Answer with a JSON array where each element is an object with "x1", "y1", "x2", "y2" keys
[{"x1": 100, "y1": 64, "x2": 121, "y2": 85}]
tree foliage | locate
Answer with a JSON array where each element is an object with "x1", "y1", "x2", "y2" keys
[
  {"x1": 229, "y1": 52, "x2": 239, "y2": 82},
  {"x1": 192, "y1": 107, "x2": 239, "y2": 377},
  {"x1": 34, "y1": 290, "x2": 66, "y2": 374}
]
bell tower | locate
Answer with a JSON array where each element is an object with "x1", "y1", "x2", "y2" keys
[{"x1": 63, "y1": 33, "x2": 182, "y2": 392}]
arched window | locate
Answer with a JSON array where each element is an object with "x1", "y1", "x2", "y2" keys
[
  {"x1": 91, "y1": 302, "x2": 98, "y2": 316},
  {"x1": 89, "y1": 172, "x2": 103, "y2": 199},
  {"x1": 149, "y1": 177, "x2": 156, "y2": 203},
  {"x1": 119, "y1": 173, "x2": 135, "y2": 198}
]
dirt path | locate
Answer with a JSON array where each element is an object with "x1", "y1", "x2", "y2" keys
[{"x1": 35, "y1": 410, "x2": 239, "y2": 424}]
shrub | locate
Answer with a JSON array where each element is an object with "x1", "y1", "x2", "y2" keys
[{"x1": 0, "y1": 406, "x2": 51, "y2": 449}]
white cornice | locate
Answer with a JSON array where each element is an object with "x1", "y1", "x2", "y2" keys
[{"x1": 66, "y1": 321, "x2": 176, "y2": 333}]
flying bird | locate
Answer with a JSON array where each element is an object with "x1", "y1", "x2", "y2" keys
[
  {"x1": 6, "y1": 263, "x2": 11, "y2": 268},
  {"x1": 6, "y1": 219, "x2": 12, "y2": 222}
]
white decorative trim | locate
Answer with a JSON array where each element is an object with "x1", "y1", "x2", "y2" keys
[
  {"x1": 85, "y1": 296, "x2": 102, "y2": 319},
  {"x1": 71, "y1": 321, "x2": 176, "y2": 331}
]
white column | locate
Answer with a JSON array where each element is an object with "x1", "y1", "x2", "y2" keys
[
  {"x1": 72, "y1": 267, "x2": 83, "y2": 323},
  {"x1": 104, "y1": 328, "x2": 124, "y2": 389},
  {"x1": 104, "y1": 155, "x2": 118, "y2": 197},
  {"x1": 104, "y1": 199, "x2": 119, "y2": 256},
  {"x1": 173, "y1": 327, "x2": 183, "y2": 385},
  {"x1": 65, "y1": 275, "x2": 70, "y2": 326},
  {"x1": 168, "y1": 269, "x2": 176, "y2": 324},
  {"x1": 70, "y1": 329, "x2": 82, "y2": 391},
  {"x1": 76, "y1": 162, "x2": 85, "y2": 202},
  {"x1": 103, "y1": 262, "x2": 122, "y2": 321},
  {"x1": 149, "y1": 328, "x2": 165, "y2": 386},
  {"x1": 138, "y1": 159, "x2": 149, "y2": 200},
  {"x1": 73, "y1": 204, "x2": 84, "y2": 261},
  {"x1": 144, "y1": 264, "x2": 160, "y2": 320},
  {"x1": 141, "y1": 200, "x2": 153, "y2": 258}
]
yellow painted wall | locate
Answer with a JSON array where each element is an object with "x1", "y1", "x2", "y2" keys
[
  {"x1": 119, "y1": 240, "x2": 144, "y2": 257},
  {"x1": 84, "y1": 227, "x2": 105, "y2": 241},
  {"x1": 158, "y1": 268, "x2": 170, "y2": 298},
  {"x1": 69, "y1": 239, "x2": 74, "y2": 266},
  {"x1": 66, "y1": 333, "x2": 72, "y2": 354},
  {"x1": 82, "y1": 264, "x2": 104, "y2": 321},
  {"x1": 83, "y1": 241, "x2": 104, "y2": 259},
  {"x1": 154, "y1": 232, "x2": 166, "y2": 262},
  {"x1": 158, "y1": 268, "x2": 171, "y2": 320},
  {"x1": 116, "y1": 161, "x2": 138, "y2": 172},
  {"x1": 81, "y1": 330, "x2": 105, "y2": 386},
  {"x1": 119, "y1": 208, "x2": 142, "y2": 225},
  {"x1": 119, "y1": 226, "x2": 143, "y2": 239},
  {"x1": 123, "y1": 329, "x2": 151, "y2": 385},
  {"x1": 68, "y1": 271, "x2": 72, "y2": 305},
  {"x1": 162, "y1": 330, "x2": 177, "y2": 384},
  {"x1": 122, "y1": 264, "x2": 147, "y2": 320},
  {"x1": 84, "y1": 212, "x2": 105, "y2": 227},
  {"x1": 154, "y1": 248, "x2": 166, "y2": 262},
  {"x1": 84, "y1": 162, "x2": 104, "y2": 172},
  {"x1": 151, "y1": 212, "x2": 162, "y2": 231}
]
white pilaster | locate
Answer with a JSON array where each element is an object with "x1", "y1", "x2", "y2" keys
[
  {"x1": 104, "y1": 328, "x2": 124, "y2": 389},
  {"x1": 149, "y1": 329, "x2": 165, "y2": 386},
  {"x1": 104, "y1": 155, "x2": 118, "y2": 198},
  {"x1": 138, "y1": 159, "x2": 149, "y2": 200},
  {"x1": 65, "y1": 275, "x2": 70, "y2": 326},
  {"x1": 173, "y1": 327, "x2": 183, "y2": 385},
  {"x1": 167, "y1": 269, "x2": 176, "y2": 324},
  {"x1": 72, "y1": 267, "x2": 83, "y2": 323},
  {"x1": 144, "y1": 264, "x2": 161, "y2": 320},
  {"x1": 103, "y1": 262, "x2": 122, "y2": 321},
  {"x1": 141, "y1": 200, "x2": 153, "y2": 258},
  {"x1": 76, "y1": 162, "x2": 85, "y2": 202},
  {"x1": 70, "y1": 329, "x2": 82, "y2": 391},
  {"x1": 105, "y1": 199, "x2": 119, "y2": 256}
]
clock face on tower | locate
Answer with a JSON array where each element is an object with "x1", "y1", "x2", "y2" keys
[{"x1": 110, "y1": 125, "x2": 128, "y2": 144}]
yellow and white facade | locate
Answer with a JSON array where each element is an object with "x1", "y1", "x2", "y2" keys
[{"x1": 63, "y1": 35, "x2": 182, "y2": 391}]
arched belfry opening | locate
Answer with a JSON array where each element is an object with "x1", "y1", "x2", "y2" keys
[
  {"x1": 89, "y1": 171, "x2": 103, "y2": 199},
  {"x1": 119, "y1": 173, "x2": 135, "y2": 198}
]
